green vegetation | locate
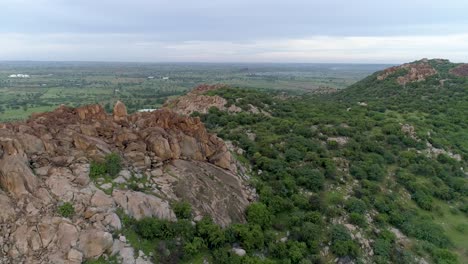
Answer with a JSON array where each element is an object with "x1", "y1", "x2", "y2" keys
[
  {"x1": 4, "y1": 60, "x2": 467, "y2": 263},
  {"x1": 0, "y1": 62, "x2": 385, "y2": 121},
  {"x1": 89, "y1": 153, "x2": 122, "y2": 180},
  {"x1": 186, "y1": 59, "x2": 466, "y2": 263},
  {"x1": 57, "y1": 202, "x2": 75, "y2": 218}
]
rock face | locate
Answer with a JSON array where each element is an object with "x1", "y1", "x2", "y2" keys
[
  {"x1": 113, "y1": 100, "x2": 128, "y2": 122},
  {"x1": 377, "y1": 59, "x2": 437, "y2": 85},
  {"x1": 449, "y1": 63, "x2": 468, "y2": 77},
  {"x1": 164, "y1": 84, "x2": 271, "y2": 117},
  {"x1": 0, "y1": 101, "x2": 254, "y2": 263},
  {"x1": 164, "y1": 84, "x2": 234, "y2": 115},
  {"x1": 152, "y1": 160, "x2": 253, "y2": 227}
]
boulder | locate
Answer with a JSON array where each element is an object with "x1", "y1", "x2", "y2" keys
[
  {"x1": 112, "y1": 190, "x2": 176, "y2": 221},
  {"x1": 90, "y1": 189, "x2": 114, "y2": 208},
  {"x1": 113, "y1": 100, "x2": 128, "y2": 122},
  {"x1": 78, "y1": 229, "x2": 113, "y2": 259},
  {"x1": 233, "y1": 247, "x2": 246, "y2": 257},
  {"x1": 0, "y1": 191, "x2": 15, "y2": 222},
  {"x1": 0, "y1": 155, "x2": 38, "y2": 198},
  {"x1": 56, "y1": 222, "x2": 79, "y2": 252},
  {"x1": 68, "y1": 248, "x2": 83, "y2": 264}
]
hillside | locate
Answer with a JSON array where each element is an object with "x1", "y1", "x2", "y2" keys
[
  {"x1": 0, "y1": 102, "x2": 255, "y2": 263},
  {"x1": 0, "y1": 59, "x2": 466, "y2": 264},
  {"x1": 189, "y1": 59, "x2": 467, "y2": 263}
]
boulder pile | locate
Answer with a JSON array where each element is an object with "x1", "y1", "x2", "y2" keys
[{"x1": 0, "y1": 101, "x2": 255, "y2": 263}]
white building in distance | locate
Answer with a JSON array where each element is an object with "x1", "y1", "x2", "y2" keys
[{"x1": 9, "y1": 74, "x2": 30, "y2": 78}]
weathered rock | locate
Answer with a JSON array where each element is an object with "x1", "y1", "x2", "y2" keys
[
  {"x1": 377, "y1": 59, "x2": 437, "y2": 85},
  {"x1": 113, "y1": 190, "x2": 176, "y2": 221},
  {"x1": 68, "y1": 248, "x2": 83, "y2": 264},
  {"x1": 0, "y1": 99, "x2": 254, "y2": 262},
  {"x1": 0, "y1": 155, "x2": 38, "y2": 198},
  {"x1": 0, "y1": 191, "x2": 15, "y2": 222},
  {"x1": 233, "y1": 247, "x2": 246, "y2": 257},
  {"x1": 153, "y1": 160, "x2": 251, "y2": 226},
  {"x1": 78, "y1": 229, "x2": 113, "y2": 259},
  {"x1": 113, "y1": 100, "x2": 128, "y2": 122},
  {"x1": 90, "y1": 189, "x2": 114, "y2": 208},
  {"x1": 57, "y1": 222, "x2": 79, "y2": 252}
]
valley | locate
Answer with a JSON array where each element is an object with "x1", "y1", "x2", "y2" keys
[{"x1": 0, "y1": 62, "x2": 387, "y2": 122}]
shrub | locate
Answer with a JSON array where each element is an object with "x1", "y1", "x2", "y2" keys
[
  {"x1": 373, "y1": 239, "x2": 392, "y2": 259},
  {"x1": 105, "y1": 153, "x2": 122, "y2": 177},
  {"x1": 345, "y1": 197, "x2": 367, "y2": 214},
  {"x1": 173, "y1": 201, "x2": 192, "y2": 220},
  {"x1": 89, "y1": 153, "x2": 122, "y2": 179},
  {"x1": 196, "y1": 217, "x2": 226, "y2": 248},
  {"x1": 183, "y1": 237, "x2": 205, "y2": 257},
  {"x1": 246, "y1": 202, "x2": 272, "y2": 229},
  {"x1": 349, "y1": 212, "x2": 367, "y2": 227},
  {"x1": 58, "y1": 202, "x2": 75, "y2": 218},
  {"x1": 89, "y1": 161, "x2": 106, "y2": 179},
  {"x1": 330, "y1": 225, "x2": 359, "y2": 257},
  {"x1": 135, "y1": 217, "x2": 174, "y2": 239}
]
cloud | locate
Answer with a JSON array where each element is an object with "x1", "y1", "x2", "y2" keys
[{"x1": 1, "y1": 33, "x2": 467, "y2": 63}]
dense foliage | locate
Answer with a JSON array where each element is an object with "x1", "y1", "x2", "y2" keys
[{"x1": 119, "y1": 59, "x2": 467, "y2": 263}]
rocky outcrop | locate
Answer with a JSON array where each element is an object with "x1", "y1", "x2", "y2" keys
[
  {"x1": 449, "y1": 63, "x2": 468, "y2": 77},
  {"x1": 78, "y1": 229, "x2": 113, "y2": 259},
  {"x1": 164, "y1": 84, "x2": 270, "y2": 117},
  {"x1": 0, "y1": 101, "x2": 254, "y2": 263},
  {"x1": 113, "y1": 100, "x2": 128, "y2": 122},
  {"x1": 112, "y1": 190, "x2": 176, "y2": 221},
  {"x1": 377, "y1": 59, "x2": 437, "y2": 85},
  {"x1": 152, "y1": 160, "x2": 255, "y2": 227},
  {"x1": 164, "y1": 84, "x2": 232, "y2": 115}
]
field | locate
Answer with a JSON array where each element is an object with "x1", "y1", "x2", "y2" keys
[{"x1": 0, "y1": 62, "x2": 388, "y2": 122}]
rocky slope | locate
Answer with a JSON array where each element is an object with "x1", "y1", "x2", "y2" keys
[
  {"x1": 164, "y1": 84, "x2": 270, "y2": 116},
  {"x1": 377, "y1": 58, "x2": 438, "y2": 85},
  {"x1": 0, "y1": 102, "x2": 255, "y2": 263}
]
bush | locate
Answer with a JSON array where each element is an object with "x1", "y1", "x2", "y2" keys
[
  {"x1": 196, "y1": 217, "x2": 226, "y2": 249},
  {"x1": 135, "y1": 217, "x2": 174, "y2": 240},
  {"x1": 58, "y1": 202, "x2": 75, "y2": 218},
  {"x1": 173, "y1": 201, "x2": 192, "y2": 220},
  {"x1": 89, "y1": 153, "x2": 122, "y2": 179},
  {"x1": 246, "y1": 203, "x2": 272, "y2": 229},
  {"x1": 183, "y1": 237, "x2": 205, "y2": 257},
  {"x1": 330, "y1": 225, "x2": 359, "y2": 257},
  {"x1": 345, "y1": 197, "x2": 367, "y2": 214},
  {"x1": 373, "y1": 239, "x2": 392, "y2": 259},
  {"x1": 105, "y1": 153, "x2": 122, "y2": 177},
  {"x1": 349, "y1": 213, "x2": 367, "y2": 227},
  {"x1": 89, "y1": 161, "x2": 106, "y2": 179}
]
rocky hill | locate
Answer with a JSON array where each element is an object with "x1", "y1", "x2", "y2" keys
[
  {"x1": 164, "y1": 84, "x2": 271, "y2": 116},
  {"x1": 0, "y1": 102, "x2": 255, "y2": 263},
  {"x1": 189, "y1": 59, "x2": 467, "y2": 264}
]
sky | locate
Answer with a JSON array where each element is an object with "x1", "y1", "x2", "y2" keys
[{"x1": 0, "y1": 0, "x2": 468, "y2": 63}]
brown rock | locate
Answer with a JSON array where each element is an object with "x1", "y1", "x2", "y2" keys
[
  {"x1": 113, "y1": 100, "x2": 128, "y2": 122},
  {"x1": 56, "y1": 222, "x2": 79, "y2": 252},
  {"x1": 112, "y1": 190, "x2": 176, "y2": 221},
  {"x1": 78, "y1": 229, "x2": 113, "y2": 259},
  {"x1": 0, "y1": 155, "x2": 38, "y2": 198},
  {"x1": 0, "y1": 191, "x2": 15, "y2": 222},
  {"x1": 377, "y1": 59, "x2": 437, "y2": 85}
]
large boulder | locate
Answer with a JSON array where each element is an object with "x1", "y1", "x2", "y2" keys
[
  {"x1": 113, "y1": 190, "x2": 176, "y2": 221},
  {"x1": 0, "y1": 155, "x2": 38, "y2": 198},
  {"x1": 78, "y1": 229, "x2": 113, "y2": 259},
  {"x1": 113, "y1": 100, "x2": 128, "y2": 122}
]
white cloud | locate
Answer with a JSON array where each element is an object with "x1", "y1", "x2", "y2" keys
[{"x1": 0, "y1": 33, "x2": 467, "y2": 63}]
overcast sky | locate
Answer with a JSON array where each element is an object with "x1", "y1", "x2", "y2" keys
[{"x1": 1, "y1": 0, "x2": 467, "y2": 63}]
